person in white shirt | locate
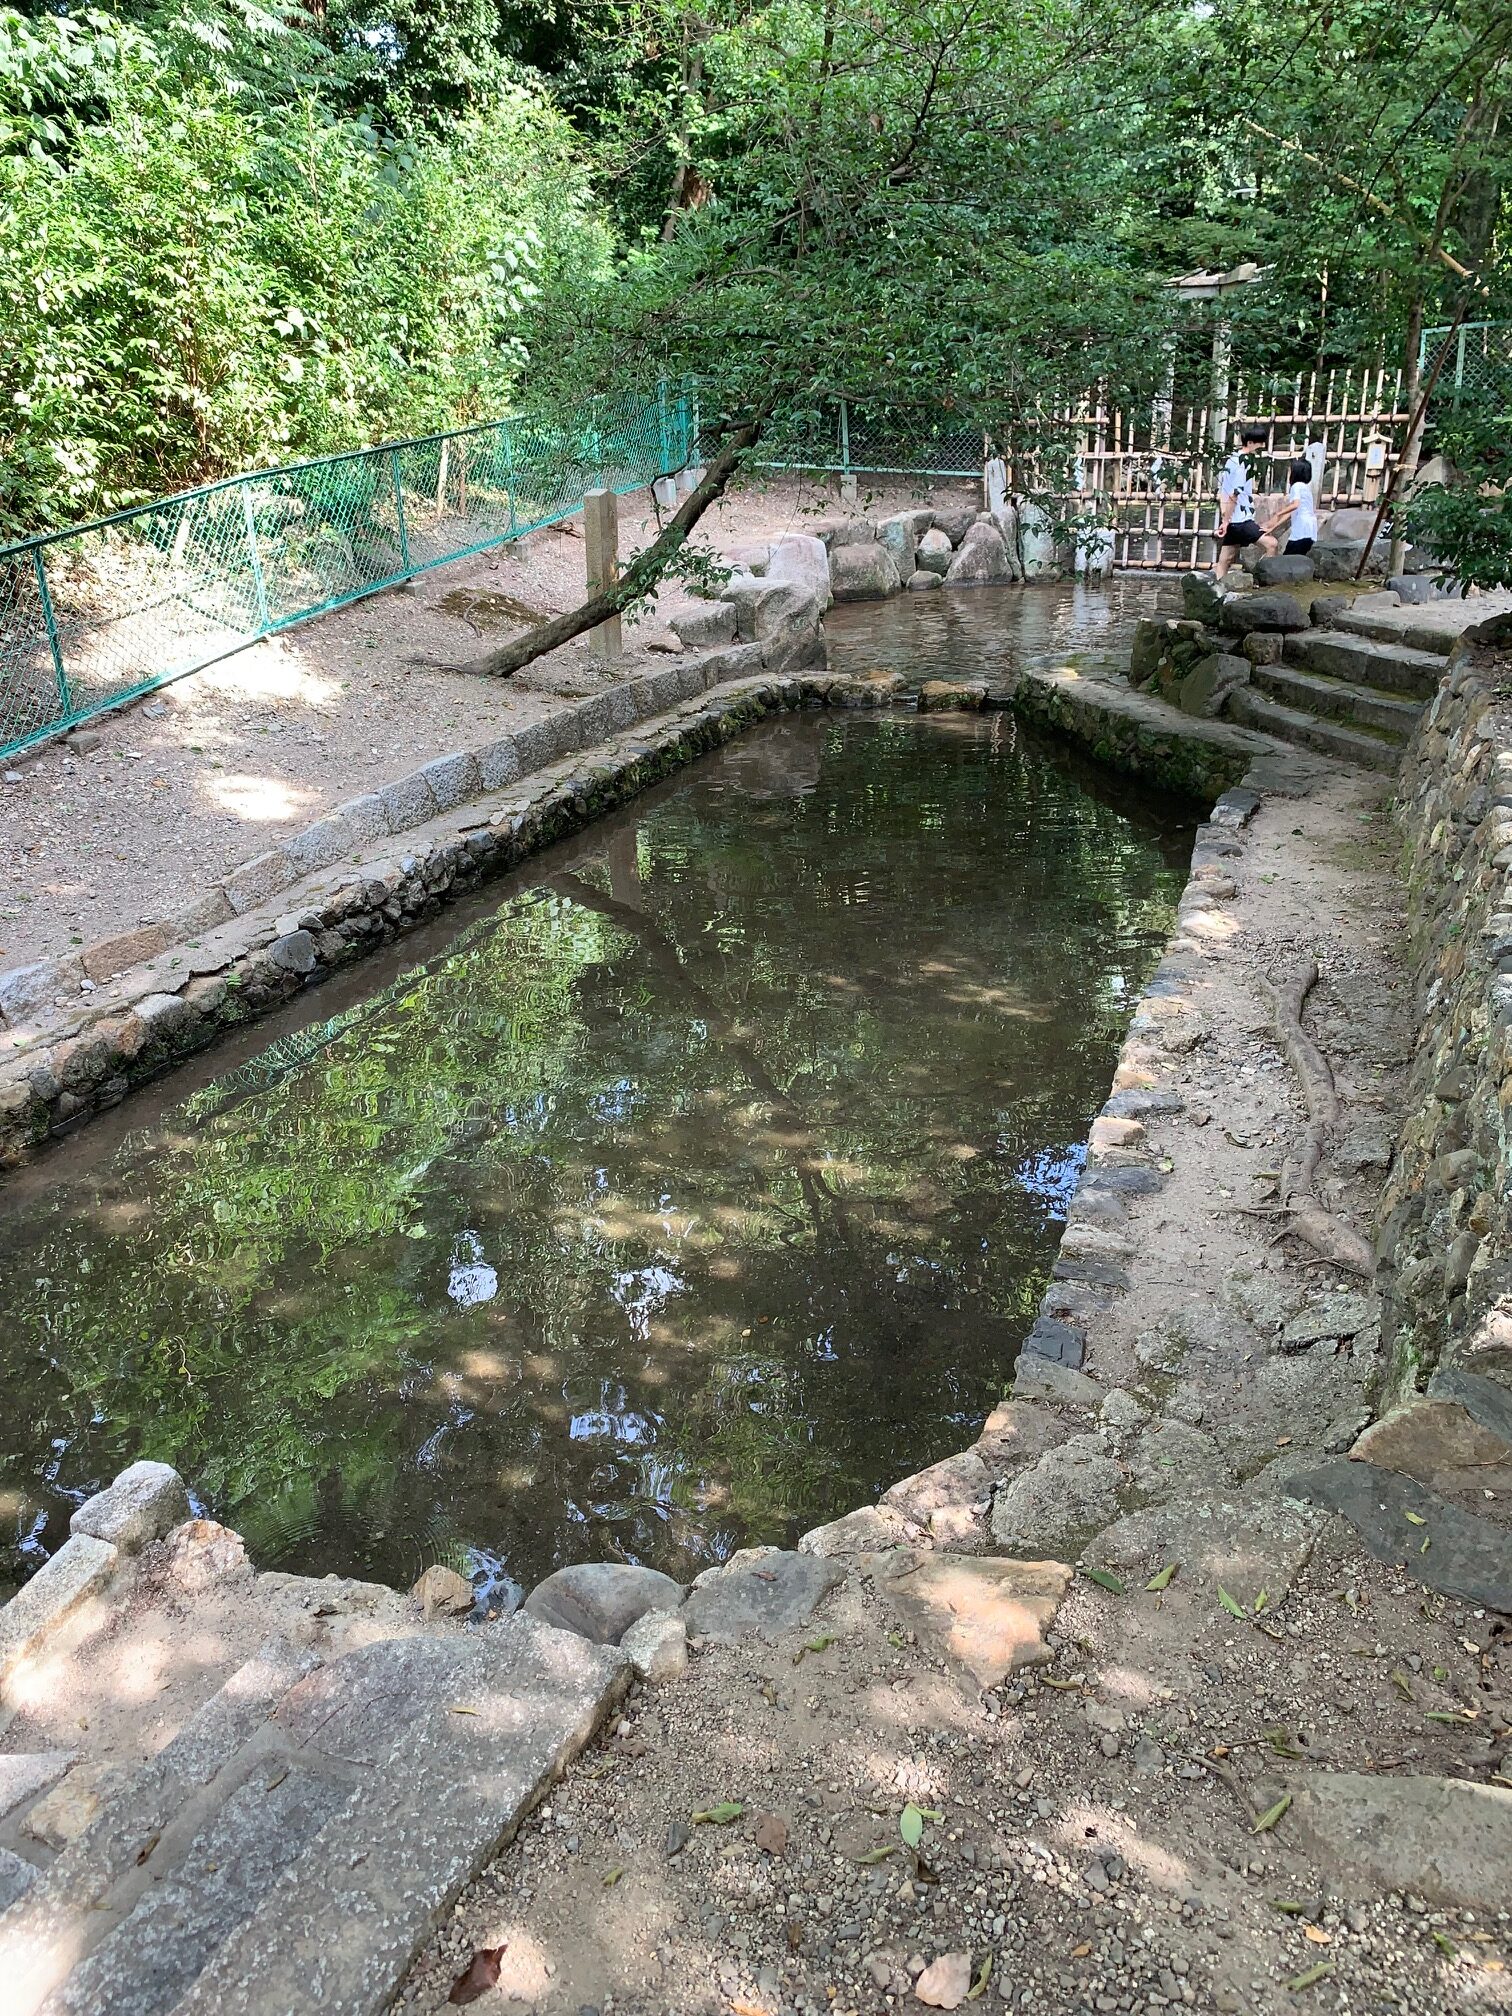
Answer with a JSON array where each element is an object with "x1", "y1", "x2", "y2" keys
[
  {"x1": 1213, "y1": 423, "x2": 1277, "y2": 581},
  {"x1": 1264, "y1": 458, "x2": 1320, "y2": 554}
]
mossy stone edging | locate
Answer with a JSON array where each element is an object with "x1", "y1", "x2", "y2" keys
[
  {"x1": 1380, "y1": 618, "x2": 1512, "y2": 1402},
  {"x1": 1007, "y1": 666, "x2": 1259, "y2": 803}
]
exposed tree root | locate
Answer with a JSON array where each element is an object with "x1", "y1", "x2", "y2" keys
[{"x1": 1260, "y1": 958, "x2": 1375, "y2": 1278}]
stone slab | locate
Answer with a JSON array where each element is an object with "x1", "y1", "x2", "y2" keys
[
  {"x1": 168, "y1": 1618, "x2": 626, "y2": 2016},
  {"x1": 0, "y1": 1753, "x2": 76, "y2": 1825},
  {"x1": 798, "y1": 1505, "x2": 914, "y2": 1556},
  {"x1": 881, "y1": 1452, "x2": 989, "y2": 1525},
  {"x1": 1287, "y1": 1459, "x2": 1512, "y2": 1609},
  {"x1": 71, "y1": 1463, "x2": 188, "y2": 1554},
  {"x1": 0, "y1": 1846, "x2": 36, "y2": 1912},
  {"x1": 0, "y1": 1535, "x2": 118, "y2": 1688},
  {"x1": 681, "y1": 1550, "x2": 845, "y2": 1642},
  {"x1": 989, "y1": 1437, "x2": 1124, "y2": 1557},
  {"x1": 878, "y1": 1553, "x2": 1072, "y2": 1687},
  {"x1": 1285, "y1": 1773, "x2": 1512, "y2": 1910},
  {"x1": 1082, "y1": 1493, "x2": 1321, "y2": 1609}
]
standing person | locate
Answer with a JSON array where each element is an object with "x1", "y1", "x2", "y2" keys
[
  {"x1": 1264, "y1": 457, "x2": 1320, "y2": 555},
  {"x1": 1213, "y1": 423, "x2": 1276, "y2": 582}
]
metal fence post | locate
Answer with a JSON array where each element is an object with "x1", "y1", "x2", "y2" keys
[
  {"x1": 32, "y1": 547, "x2": 72, "y2": 719},
  {"x1": 839, "y1": 397, "x2": 851, "y2": 473},
  {"x1": 501, "y1": 420, "x2": 518, "y2": 538},
  {"x1": 658, "y1": 377, "x2": 671, "y2": 473},
  {"x1": 390, "y1": 448, "x2": 413, "y2": 577},
  {"x1": 239, "y1": 486, "x2": 272, "y2": 632}
]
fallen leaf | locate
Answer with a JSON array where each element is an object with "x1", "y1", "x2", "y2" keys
[
  {"x1": 916, "y1": 1951, "x2": 973, "y2": 2009},
  {"x1": 448, "y1": 1704, "x2": 480, "y2": 1716},
  {"x1": 691, "y1": 1801, "x2": 744, "y2": 1825},
  {"x1": 1253, "y1": 1589, "x2": 1270, "y2": 1614},
  {"x1": 793, "y1": 1632, "x2": 837, "y2": 1665},
  {"x1": 1144, "y1": 1562, "x2": 1179, "y2": 1592},
  {"x1": 449, "y1": 1946, "x2": 505, "y2": 2005},
  {"x1": 1432, "y1": 1931, "x2": 1457, "y2": 1957},
  {"x1": 1218, "y1": 1586, "x2": 1248, "y2": 1621},
  {"x1": 1041, "y1": 1676, "x2": 1082, "y2": 1691},
  {"x1": 1082, "y1": 1567, "x2": 1126, "y2": 1595},
  {"x1": 900, "y1": 1803, "x2": 926, "y2": 1848},
  {"x1": 1271, "y1": 1900, "x2": 1305, "y2": 1915},
  {"x1": 1404, "y1": 1510, "x2": 1426, "y2": 1526},
  {"x1": 753, "y1": 1812, "x2": 788, "y2": 1856},
  {"x1": 1303, "y1": 1926, "x2": 1331, "y2": 1945},
  {"x1": 855, "y1": 1845, "x2": 895, "y2": 1864},
  {"x1": 1425, "y1": 1710, "x2": 1476, "y2": 1725},
  {"x1": 966, "y1": 1951, "x2": 993, "y2": 2001},
  {"x1": 1284, "y1": 1961, "x2": 1334, "y2": 1991},
  {"x1": 602, "y1": 1866, "x2": 624, "y2": 1887},
  {"x1": 1390, "y1": 1669, "x2": 1415, "y2": 1700},
  {"x1": 1251, "y1": 1792, "x2": 1293, "y2": 1835},
  {"x1": 1071, "y1": 1940, "x2": 1093, "y2": 1955}
]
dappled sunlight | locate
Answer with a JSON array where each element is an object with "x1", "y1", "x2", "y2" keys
[
  {"x1": 184, "y1": 634, "x2": 343, "y2": 712},
  {"x1": 208, "y1": 771, "x2": 318, "y2": 824},
  {"x1": 1053, "y1": 1799, "x2": 1195, "y2": 1893},
  {"x1": 1091, "y1": 1662, "x2": 1166, "y2": 1713}
]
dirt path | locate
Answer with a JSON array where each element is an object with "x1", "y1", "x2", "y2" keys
[
  {"x1": 394, "y1": 757, "x2": 1512, "y2": 2015},
  {"x1": 1, "y1": 475, "x2": 966, "y2": 972}
]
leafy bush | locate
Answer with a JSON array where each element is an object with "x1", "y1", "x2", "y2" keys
[
  {"x1": 1405, "y1": 391, "x2": 1512, "y2": 594},
  {"x1": 0, "y1": 3, "x2": 613, "y2": 532}
]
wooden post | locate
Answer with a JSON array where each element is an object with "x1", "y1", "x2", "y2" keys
[{"x1": 583, "y1": 488, "x2": 623, "y2": 660}]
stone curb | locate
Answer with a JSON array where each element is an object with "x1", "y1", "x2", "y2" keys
[{"x1": 0, "y1": 1532, "x2": 119, "y2": 1694}]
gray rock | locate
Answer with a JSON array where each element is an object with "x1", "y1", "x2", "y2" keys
[
  {"x1": 668, "y1": 598, "x2": 736, "y2": 649},
  {"x1": 1129, "y1": 1419, "x2": 1234, "y2": 1502},
  {"x1": 377, "y1": 769, "x2": 440, "y2": 833},
  {"x1": 681, "y1": 1548, "x2": 845, "y2": 1642},
  {"x1": 1286, "y1": 1459, "x2": 1512, "y2": 1609},
  {"x1": 72, "y1": 1460, "x2": 188, "y2": 1552},
  {"x1": 1313, "y1": 538, "x2": 1390, "y2": 581},
  {"x1": 267, "y1": 930, "x2": 317, "y2": 976},
  {"x1": 0, "y1": 957, "x2": 80, "y2": 1026},
  {"x1": 0, "y1": 1533, "x2": 118, "y2": 1685},
  {"x1": 0, "y1": 1844, "x2": 36, "y2": 1911},
  {"x1": 419, "y1": 750, "x2": 482, "y2": 813},
  {"x1": 223, "y1": 850, "x2": 295, "y2": 914},
  {"x1": 1132, "y1": 1736, "x2": 1165, "y2": 1774},
  {"x1": 882, "y1": 1451, "x2": 989, "y2": 1525},
  {"x1": 875, "y1": 513, "x2": 920, "y2": 579},
  {"x1": 1253, "y1": 553, "x2": 1315, "y2": 586},
  {"x1": 766, "y1": 534, "x2": 833, "y2": 612},
  {"x1": 1217, "y1": 592, "x2": 1310, "y2": 635},
  {"x1": 1178, "y1": 652, "x2": 1249, "y2": 718},
  {"x1": 1281, "y1": 1291, "x2": 1372, "y2": 1349},
  {"x1": 943, "y1": 521, "x2": 1012, "y2": 586},
  {"x1": 0, "y1": 1750, "x2": 76, "y2": 1823},
  {"x1": 1286, "y1": 1773, "x2": 1512, "y2": 1910},
  {"x1": 906, "y1": 569, "x2": 942, "y2": 592},
  {"x1": 931, "y1": 502, "x2": 978, "y2": 545},
  {"x1": 619, "y1": 1610, "x2": 688, "y2": 1683},
  {"x1": 1083, "y1": 1494, "x2": 1321, "y2": 1609},
  {"x1": 1100, "y1": 1388, "x2": 1150, "y2": 1433},
  {"x1": 829, "y1": 542, "x2": 902, "y2": 602},
  {"x1": 522, "y1": 1563, "x2": 684, "y2": 1645},
  {"x1": 989, "y1": 1436, "x2": 1124, "y2": 1556},
  {"x1": 1013, "y1": 1357, "x2": 1104, "y2": 1407},
  {"x1": 476, "y1": 736, "x2": 522, "y2": 790},
  {"x1": 1180, "y1": 574, "x2": 1225, "y2": 625},
  {"x1": 280, "y1": 816, "x2": 349, "y2": 877},
  {"x1": 915, "y1": 527, "x2": 953, "y2": 576},
  {"x1": 410, "y1": 1564, "x2": 475, "y2": 1619},
  {"x1": 798, "y1": 1504, "x2": 914, "y2": 1556}
]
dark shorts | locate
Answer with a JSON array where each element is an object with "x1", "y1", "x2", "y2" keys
[
  {"x1": 1285, "y1": 537, "x2": 1314, "y2": 555},
  {"x1": 1220, "y1": 519, "x2": 1262, "y2": 548}
]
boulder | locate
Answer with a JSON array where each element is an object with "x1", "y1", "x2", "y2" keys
[
  {"x1": 1313, "y1": 539, "x2": 1389, "y2": 581},
  {"x1": 670, "y1": 600, "x2": 738, "y2": 649},
  {"x1": 1083, "y1": 1494, "x2": 1320, "y2": 1609},
  {"x1": 681, "y1": 1548, "x2": 845, "y2": 1642},
  {"x1": 918, "y1": 679, "x2": 987, "y2": 711},
  {"x1": 943, "y1": 520, "x2": 1012, "y2": 586},
  {"x1": 915, "y1": 527, "x2": 954, "y2": 576},
  {"x1": 71, "y1": 1461, "x2": 188, "y2": 1553},
  {"x1": 1320, "y1": 505, "x2": 1378, "y2": 542},
  {"x1": 876, "y1": 1552, "x2": 1073, "y2": 1687},
  {"x1": 1128, "y1": 1419, "x2": 1234, "y2": 1501},
  {"x1": 882, "y1": 1451, "x2": 990, "y2": 1526},
  {"x1": 799, "y1": 1504, "x2": 914, "y2": 1555},
  {"x1": 1285, "y1": 1773, "x2": 1512, "y2": 1911},
  {"x1": 619, "y1": 1609, "x2": 688, "y2": 1683},
  {"x1": 990, "y1": 503, "x2": 1025, "y2": 581},
  {"x1": 522, "y1": 1562, "x2": 684, "y2": 1644},
  {"x1": 876, "y1": 509, "x2": 932, "y2": 579},
  {"x1": 1216, "y1": 592, "x2": 1310, "y2": 635},
  {"x1": 1348, "y1": 1394, "x2": 1512, "y2": 1486},
  {"x1": 931, "y1": 502, "x2": 978, "y2": 545},
  {"x1": 1241, "y1": 631, "x2": 1284, "y2": 666},
  {"x1": 989, "y1": 1436, "x2": 1124, "y2": 1556},
  {"x1": 411, "y1": 1563, "x2": 475, "y2": 1619},
  {"x1": 722, "y1": 574, "x2": 821, "y2": 642},
  {"x1": 829, "y1": 541, "x2": 902, "y2": 601},
  {"x1": 1178, "y1": 652, "x2": 1250, "y2": 718},
  {"x1": 906, "y1": 569, "x2": 942, "y2": 591},
  {"x1": 1181, "y1": 573, "x2": 1225, "y2": 624},
  {"x1": 1253, "y1": 552, "x2": 1314, "y2": 586},
  {"x1": 811, "y1": 518, "x2": 876, "y2": 549},
  {"x1": 766, "y1": 533, "x2": 833, "y2": 611},
  {"x1": 1386, "y1": 572, "x2": 1441, "y2": 604}
]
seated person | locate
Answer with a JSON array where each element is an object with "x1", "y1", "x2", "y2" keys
[
  {"x1": 1214, "y1": 424, "x2": 1278, "y2": 581},
  {"x1": 1265, "y1": 458, "x2": 1320, "y2": 554}
]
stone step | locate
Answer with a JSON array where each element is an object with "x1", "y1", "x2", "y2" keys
[
  {"x1": 1320, "y1": 600, "x2": 1478, "y2": 656},
  {"x1": 1251, "y1": 663, "x2": 1424, "y2": 737},
  {"x1": 1226, "y1": 689, "x2": 1404, "y2": 773},
  {"x1": 1, "y1": 1619, "x2": 627, "y2": 2016},
  {"x1": 1284, "y1": 628, "x2": 1447, "y2": 698}
]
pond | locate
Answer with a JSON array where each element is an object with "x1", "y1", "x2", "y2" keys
[{"x1": 0, "y1": 591, "x2": 1193, "y2": 1607}]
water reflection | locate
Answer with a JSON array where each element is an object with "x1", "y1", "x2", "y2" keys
[{"x1": 0, "y1": 702, "x2": 1192, "y2": 1601}]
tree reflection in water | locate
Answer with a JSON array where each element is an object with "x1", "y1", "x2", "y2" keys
[{"x1": 0, "y1": 712, "x2": 1193, "y2": 1603}]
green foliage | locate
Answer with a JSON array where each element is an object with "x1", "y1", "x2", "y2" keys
[{"x1": 0, "y1": 1, "x2": 611, "y2": 530}]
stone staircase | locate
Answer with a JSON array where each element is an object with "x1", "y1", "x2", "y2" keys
[{"x1": 1226, "y1": 598, "x2": 1455, "y2": 773}]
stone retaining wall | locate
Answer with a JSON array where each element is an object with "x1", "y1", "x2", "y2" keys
[{"x1": 1379, "y1": 615, "x2": 1512, "y2": 1413}]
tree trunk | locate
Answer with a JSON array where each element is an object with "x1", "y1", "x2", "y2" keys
[{"x1": 424, "y1": 406, "x2": 771, "y2": 681}]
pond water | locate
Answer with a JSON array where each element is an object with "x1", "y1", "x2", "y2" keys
[{"x1": 0, "y1": 587, "x2": 1192, "y2": 1606}]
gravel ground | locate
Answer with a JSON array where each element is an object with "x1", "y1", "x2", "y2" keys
[{"x1": 1, "y1": 473, "x2": 970, "y2": 971}]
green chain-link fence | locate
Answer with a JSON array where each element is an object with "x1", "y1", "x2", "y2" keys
[
  {"x1": 0, "y1": 383, "x2": 697, "y2": 759},
  {"x1": 757, "y1": 396, "x2": 983, "y2": 478},
  {"x1": 1421, "y1": 321, "x2": 1512, "y2": 416}
]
